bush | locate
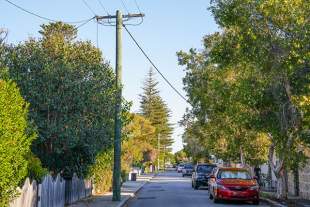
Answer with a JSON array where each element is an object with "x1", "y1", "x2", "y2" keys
[
  {"x1": 0, "y1": 80, "x2": 36, "y2": 206},
  {"x1": 26, "y1": 152, "x2": 48, "y2": 182},
  {"x1": 88, "y1": 149, "x2": 113, "y2": 194}
]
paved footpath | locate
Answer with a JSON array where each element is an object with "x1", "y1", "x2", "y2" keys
[
  {"x1": 68, "y1": 174, "x2": 153, "y2": 207},
  {"x1": 127, "y1": 171, "x2": 271, "y2": 207}
]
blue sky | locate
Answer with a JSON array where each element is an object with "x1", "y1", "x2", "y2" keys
[{"x1": 0, "y1": 0, "x2": 219, "y2": 153}]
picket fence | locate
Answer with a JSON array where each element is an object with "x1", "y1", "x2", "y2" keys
[{"x1": 10, "y1": 174, "x2": 92, "y2": 207}]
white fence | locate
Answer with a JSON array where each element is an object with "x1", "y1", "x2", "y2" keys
[
  {"x1": 9, "y1": 178, "x2": 37, "y2": 207},
  {"x1": 65, "y1": 174, "x2": 92, "y2": 205},
  {"x1": 10, "y1": 174, "x2": 92, "y2": 207},
  {"x1": 38, "y1": 174, "x2": 65, "y2": 207}
]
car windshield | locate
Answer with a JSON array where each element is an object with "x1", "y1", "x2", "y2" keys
[
  {"x1": 197, "y1": 165, "x2": 215, "y2": 173},
  {"x1": 218, "y1": 170, "x2": 251, "y2": 179},
  {"x1": 184, "y1": 164, "x2": 193, "y2": 169}
]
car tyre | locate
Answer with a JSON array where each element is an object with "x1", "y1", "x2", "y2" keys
[
  {"x1": 194, "y1": 183, "x2": 199, "y2": 190},
  {"x1": 253, "y1": 200, "x2": 259, "y2": 205}
]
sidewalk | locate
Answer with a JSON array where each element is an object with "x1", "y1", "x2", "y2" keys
[
  {"x1": 261, "y1": 191, "x2": 310, "y2": 207},
  {"x1": 67, "y1": 174, "x2": 154, "y2": 207}
]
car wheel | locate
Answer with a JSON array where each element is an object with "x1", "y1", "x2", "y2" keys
[
  {"x1": 191, "y1": 181, "x2": 194, "y2": 188},
  {"x1": 253, "y1": 200, "x2": 259, "y2": 205},
  {"x1": 194, "y1": 183, "x2": 199, "y2": 190}
]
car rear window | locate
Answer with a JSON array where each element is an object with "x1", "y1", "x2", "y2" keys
[
  {"x1": 184, "y1": 164, "x2": 193, "y2": 169},
  {"x1": 218, "y1": 170, "x2": 251, "y2": 179},
  {"x1": 197, "y1": 165, "x2": 215, "y2": 173}
]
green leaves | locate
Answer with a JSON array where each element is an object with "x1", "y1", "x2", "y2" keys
[
  {"x1": 0, "y1": 79, "x2": 36, "y2": 206},
  {"x1": 179, "y1": 0, "x2": 309, "y2": 168},
  {"x1": 5, "y1": 22, "x2": 117, "y2": 177}
]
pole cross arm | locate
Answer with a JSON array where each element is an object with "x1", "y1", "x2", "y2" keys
[{"x1": 96, "y1": 13, "x2": 145, "y2": 21}]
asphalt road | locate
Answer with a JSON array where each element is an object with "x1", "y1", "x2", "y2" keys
[{"x1": 127, "y1": 171, "x2": 270, "y2": 207}]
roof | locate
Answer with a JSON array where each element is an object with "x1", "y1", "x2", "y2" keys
[{"x1": 217, "y1": 167, "x2": 249, "y2": 171}]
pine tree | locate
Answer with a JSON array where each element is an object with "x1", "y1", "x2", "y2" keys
[{"x1": 139, "y1": 68, "x2": 174, "y2": 167}]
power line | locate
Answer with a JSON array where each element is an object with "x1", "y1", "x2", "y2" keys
[
  {"x1": 120, "y1": 0, "x2": 130, "y2": 14},
  {"x1": 76, "y1": 16, "x2": 96, "y2": 29},
  {"x1": 97, "y1": 0, "x2": 110, "y2": 15},
  {"x1": 123, "y1": 24, "x2": 190, "y2": 105},
  {"x1": 82, "y1": 0, "x2": 96, "y2": 15},
  {"x1": 134, "y1": 0, "x2": 142, "y2": 14},
  {"x1": 4, "y1": 0, "x2": 93, "y2": 24}
]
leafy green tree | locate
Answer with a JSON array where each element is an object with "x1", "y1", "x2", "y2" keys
[
  {"x1": 0, "y1": 79, "x2": 36, "y2": 206},
  {"x1": 139, "y1": 68, "x2": 174, "y2": 167},
  {"x1": 178, "y1": 0, "x2": 309, "y2": 199},
  {"x1": 122, "y1": 114, "x2": 156, "y2": 169},
  {"x1": 174, "y1": 149, "x2": 188, "y2": 164},
  {"x1": 5, "y1": 22, "x2": 117, "y2": 177}
]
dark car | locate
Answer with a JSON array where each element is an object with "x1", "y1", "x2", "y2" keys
[
  {"x1": 192, "y1": 164, "x2": 217, "y2": 189},
  {"x1": 208, "y1": 167, "x2": 260, "y2": 205},
  {"x1": 182, "y1": 164, "x2": 193, "y2": 177}
]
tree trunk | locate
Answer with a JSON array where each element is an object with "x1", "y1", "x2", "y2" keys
[{"x1": 268, "y1": 140, "x2": 286, "y2": 199}]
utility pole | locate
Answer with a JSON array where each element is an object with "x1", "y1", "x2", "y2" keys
[
  {"x1": 96, "y1": 11, "x2": 144, "y2": 202},
  {"x1": 157, "y1": 133, "x2": 160, "y2": 172}
]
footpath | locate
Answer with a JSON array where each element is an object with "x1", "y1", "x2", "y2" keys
[
  {"x1": 67, "y1": 174, "x2": 153, "y2": 207},
  {"x1": 261, "y1": 191, "x2": 310, "y2": 207}
]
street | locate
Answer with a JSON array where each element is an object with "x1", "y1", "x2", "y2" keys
[{"x1": 127, "y1": 171, "x2": 270, "y2": 207}]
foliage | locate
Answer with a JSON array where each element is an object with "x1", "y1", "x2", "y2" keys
[
  {"x1": 174, "y1": 149, "x2": 188, "y2": 164},
  {"x1": 26, "y1": 152, "x2": 49, "y2": 181},
  {"x1": 5, "y1": 22, "x2": 117, "y2": 177},
  {"x1": 178, "y1": 0, "x2": 309, "y2": 199},
  {"x1": 122, "y1": 114, "x2": 156, "y2": 169},
  {"x1": 139, "y1": 68, "x2": 174, "y2": 167},
  {"x1": 88, "y1": 149, "x2": 113, "y2": 194},
  {"x1": 0, "y1": 79, "x2": 36, "y2": 206}
]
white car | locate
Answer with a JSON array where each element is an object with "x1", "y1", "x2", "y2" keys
[{"x1": 177, "y1": 164, "x2": 184, "y2": 173}]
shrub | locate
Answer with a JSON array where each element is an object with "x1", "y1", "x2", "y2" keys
[
  {"x1": 0, "y1": 80, "x2": 36, "y2": 206},
  {"x1": 88, "y1": 149, "x2": 113, "y2": 194}
]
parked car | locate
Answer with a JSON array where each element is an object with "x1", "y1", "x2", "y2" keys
[
  {"x1": 182, "y1": 164, "x2": 194, "y2": 177},
  {"x1": 177, "y1": 164, "x2": 184, "y2": 173},
  {"x1": 192, "y1": 163, "x2": 217, "y2": 189},
  {"x1": 208, "y1": 167, "x2": 259, "y2": 205}
]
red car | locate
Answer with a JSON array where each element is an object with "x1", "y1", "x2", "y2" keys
[{"x1": 208, "y1": 167, "x2": 259, "y2": 205}]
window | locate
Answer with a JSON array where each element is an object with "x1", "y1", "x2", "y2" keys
[
  {"x1": 197, "y1": 165, "x2": 215, "y2": 173},
  {"x1": 218, "y1": 170, "x2": 251, "y2": 179}
]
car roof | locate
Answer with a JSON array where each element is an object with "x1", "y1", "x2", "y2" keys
[{"x1": 217, "y1": 167, "x2": 249, "y2": 171}]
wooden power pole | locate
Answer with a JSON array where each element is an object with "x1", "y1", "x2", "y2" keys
[{"x1": 96, "y1": 10, "x2": 144, "y2": 202}]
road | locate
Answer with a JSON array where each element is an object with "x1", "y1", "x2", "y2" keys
[{"x1": 127, "y1": 171, "x2": 270, "y2": 207}]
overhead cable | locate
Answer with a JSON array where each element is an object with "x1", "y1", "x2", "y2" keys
[
  {"x1": 4, "y1": 0, "x2": 94, "y2": 24},
  {"x1": 123, "y1": 24, "x2": 190, "y2": 105}
]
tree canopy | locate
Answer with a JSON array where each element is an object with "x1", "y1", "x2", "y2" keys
[
  {"x1": 178, "y1": 0, "x2": 309, "y2": 198},
  {"x1": 4, "y1": 22, "x2": 117, "y2": 177},
  {"x1": 139, "y1": 68, "x2": 174, "y2": 167}
]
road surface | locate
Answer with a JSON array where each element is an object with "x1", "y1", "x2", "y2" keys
[{"x1": 127, "y1": 171, "x2": 270, "y2": 207}]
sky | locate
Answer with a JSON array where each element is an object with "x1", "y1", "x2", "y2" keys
[{"x1": 0, "y1": 0, "x2": 219, "y2": 153}]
